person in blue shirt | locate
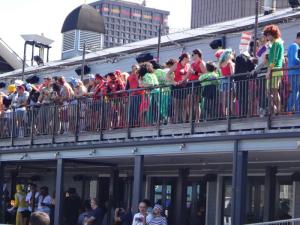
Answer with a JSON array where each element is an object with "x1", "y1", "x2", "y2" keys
[{"x1": 287, "y1": 32, "x2": 300, "y2": 112}]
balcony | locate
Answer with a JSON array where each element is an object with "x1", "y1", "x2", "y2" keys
[{"x1": 1, "y1": 69, "x2": 300, "y2": 149}]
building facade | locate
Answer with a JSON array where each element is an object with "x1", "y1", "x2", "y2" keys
[
  {"x1": 90, "y1": 0, "x2": 169, "y2": 48},
  {"x1": 191, "y1": 0, "x2": 290, "y2": 28}
]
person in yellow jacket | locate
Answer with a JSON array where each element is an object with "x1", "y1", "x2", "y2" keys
[{"x1": 14, "y1": 184, "x2": 29, "y2": 225}]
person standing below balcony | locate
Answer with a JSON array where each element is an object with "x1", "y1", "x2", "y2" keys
[
  {"x1": 12, "y1": 184, "x2": 28, "y2": 225},
  {"x1": 132, "y1": 201, "x2": 150, "y2": 225},
  {"x1": 37, "y1": 186, "x2": 52, "y2": 216},
  {"x1": 26, "y1": 183, "x2": 39, "y2": 214},
  {"x1": 287, "y1": 32, "x2": 300, "y2": 112},
  {"x1": 188, "y1": 49, "x2": 207, "y2": 122},
  {"x1": 147, "y1": 204, "x2": 167, "y2": 225},
  {"x1": 263, "y1": 24, "x2": 284, "y2": 115}
]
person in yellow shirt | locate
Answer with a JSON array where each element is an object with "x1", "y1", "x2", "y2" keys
[{"x1": 14, "y1": 184, "x2": 29, "y2": 225}]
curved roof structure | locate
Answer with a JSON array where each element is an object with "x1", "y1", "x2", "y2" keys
[
  {"x1": 61, "y1": 4, "x2": 105, "y2": 34},
  {"x1": 0, "y1": 38, "x2": 23, "y2": 73}
]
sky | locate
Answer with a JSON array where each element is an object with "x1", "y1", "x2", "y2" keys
[{"x1": 0, "y1": 0, "x2": 191, "y2": 62}]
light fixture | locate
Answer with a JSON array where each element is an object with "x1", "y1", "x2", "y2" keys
[
  {"x1": 89, "y1": 149, "x2": 96, "y2": 156},
  {"x1": 132, "y1": 147, "x2": 138, "y2": 154}
]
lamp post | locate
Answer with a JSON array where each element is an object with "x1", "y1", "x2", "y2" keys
[{"x1": 254, "y1": 0, "x2": 260, "y2": 55}]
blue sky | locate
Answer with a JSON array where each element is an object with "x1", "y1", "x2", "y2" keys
[{"x1": 0, "y1": 0, "x2": 191, "y2": 61}]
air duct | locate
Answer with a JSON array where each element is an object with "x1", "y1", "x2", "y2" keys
[{"x1": 264, "y1": 0, "x2": 276, "y2": 15}]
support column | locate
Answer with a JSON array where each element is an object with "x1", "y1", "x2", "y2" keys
[
  {"x1": 293, "y1": 181, "x2": 300, "y2": 218},
  {"x1": 231, "y1": 140, "x2": 248, "y2": 225},
  {"x1": 206, "y1": 180, "x2": 217, "y2": 225},
  {"x1": 109, "y1": 169, "x2": 119, "y2": 202},
  {"x1": 54, "y1": 159, "x2": 64, "y2": 225},
  {"x1": 263, "y1": 166, "x2": 277, "y2": 221},
  {"x1": 175, "y1": 168, "x2": 189, "y2": 225},
  {"x1": 0, "y1": 162, "x2": 5, "y2": 223},
  {"x1": 132, "y1": 155, "x2": 144, "y2": 213}
]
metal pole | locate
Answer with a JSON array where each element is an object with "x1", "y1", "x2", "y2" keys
[
  {"x1": 231, "y1": 140, "x2": 248, "y2": 225},
  {"x1": 47, "y1": 47, "x2": 50, "y2": 63},
  {"x1": 0, "y1": 162, "x2": 4, "y2": 223},
  {"x1": 31, "y1": 43, "x2": 35, "y2": 66},
  {"x1": 54, "y1": 158, "x2": 64, "y2": 225},
  {"x1": 131, "y1": 155, "x2": 144, "y2": 213},
  {"x1": 254, "y1": 0, "x2": 259, "y2": 55},
  {"x1": 157, "y1": 23, "x2": 162, "y2": 64},
  {"x1": 81, "y1": 42, "x2": 86, "y2": 80},
  {"x1": 21, "y1": 42, "x2": 27, "y2": 81}
]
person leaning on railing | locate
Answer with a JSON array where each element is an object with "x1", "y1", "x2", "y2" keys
[
  {"x1": 199, "y1": 61, "x2": 220, "y2": 120},
  {"x1": 263, "y1": 24, "x2": 284, "y2": 115},
  {"x1": 166, "y1": 53, "x2": 190, "y2": 123}
]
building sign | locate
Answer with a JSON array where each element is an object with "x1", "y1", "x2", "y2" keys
[
  {"x1": 239, "y1": 31, "x2": 252, "y2": 53},
  {"x1": 121, "y1": 7, "x2": 131, "y2": 17}
]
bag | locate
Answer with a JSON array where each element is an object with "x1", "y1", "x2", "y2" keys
[{"x1": 21, "y1": 210, "x2": 31, "y2": 218}]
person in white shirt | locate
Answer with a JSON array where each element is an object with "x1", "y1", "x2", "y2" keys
[
  {"x1": 37, "y1": 186, "x2": 52, "y2": 216},
  {"x1": 26, "y1": 183, "x2": 39, "y2": 213},
  {"x1": 132, "y1": 201, "x2": 151, "y2": 225}
]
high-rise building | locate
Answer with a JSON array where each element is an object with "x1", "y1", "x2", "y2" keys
[
  {"x1": 191, "y1": 0, "x2": 290, "y2": 28},
  {"x1": 90, "y1": 0, "x2": 169, "y2": 48}
]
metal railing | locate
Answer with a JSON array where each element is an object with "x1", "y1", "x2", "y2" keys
[
  {"x1": 0, "y1": 67, "x2": 300, "y2": 146},
  {"x1": 245, "y1": 218, "x2": 300, "y2": 225}
]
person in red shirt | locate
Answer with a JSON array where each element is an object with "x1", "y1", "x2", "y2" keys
[
  {"x1": 167, "y1": 53, "x2": 190, "y2": 123},
  {"x1": 126, "y1": 64, "x2": 142, "y2": 127},
  {"x1": 105, "y1": 73, "x2": 125, "y2": 129},
  {"x1": 188, "y1": 49, "x2": 207, "y2": 122}
]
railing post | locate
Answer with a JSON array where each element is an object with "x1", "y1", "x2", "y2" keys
[
  {"x1": 227, "y1": 77, "x2": 232, "y2": 132},
  {"x1": 189, "y1": 82, "x2": 195, "y2": 134},
  {"x1": 75, "y1": 99, "x2": 80, "y2": 142},
  {"x1": 99, "y1": 96, "x2": 104, "y2": 141},
  {"x1": 127, "y1": 93, "x2": 131, "y2": 139},
  {"x1": 156, "y1": 87, "x2": 162, "y2": 137},
  {"x1": 30, "y1": 106, "x2": 35, "y2": 146},
  {"x1": 10, "y1": 107, "x2": 15, "y2": 147},
  {"x1": 267, "y1": 70, "x2": 273, "y2": 129},
  {"x1": 51, "y1": 103, "x2": 56, "y2": 144}
]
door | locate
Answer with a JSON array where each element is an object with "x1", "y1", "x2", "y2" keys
[
  {"x1": 221, "y1": 177, "x2": 265, "y2": 225},
  {"x1": 150, "y1": 178, "x2": 176, "y2": 225},
  {"x1": 246, "y1": 177, "x2": 264, "y2": 223},
  {"x1": 185, "y1": 180, "x2": 206, "y2": 225}
]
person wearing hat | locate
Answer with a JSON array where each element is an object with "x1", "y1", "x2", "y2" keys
[{"x1": 147, "y1": 204, "x2": 167, "y2": 225}]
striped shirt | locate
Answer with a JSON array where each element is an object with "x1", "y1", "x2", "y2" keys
[{"x1": 147, "y1": 215, "x2": 167, "y2": 225}]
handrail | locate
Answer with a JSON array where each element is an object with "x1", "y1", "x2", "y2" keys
[
  {"x1": 0, "y1": 67, "x2": 299, "y2": 147},
  {"x1": 245, "y1": 218, "x2": 300, "y2": 225}
]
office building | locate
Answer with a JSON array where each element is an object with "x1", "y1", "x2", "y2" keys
[
  {"x1": 191, "y1": 0, "x2": 290, "y2": 28},
  {"x1": 90, "y1": 0, "x2": 169, "y2": 48}
]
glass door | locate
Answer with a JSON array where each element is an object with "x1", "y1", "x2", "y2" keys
[
  {"x1": 185, "y1": 180, "x2": 206, "y2": 225},
  {"x1": 151, "y1": 178, "x2": 176, "y2": 225}
]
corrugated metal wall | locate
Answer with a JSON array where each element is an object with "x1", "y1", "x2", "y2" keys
[{"x1": 191, "y1": 0, "x2": 290, "y2": 28}]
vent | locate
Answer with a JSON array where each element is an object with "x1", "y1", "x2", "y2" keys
[
  {"x1": 62, "y1": 30, "x2": 76, "y2": 52},
  {"x1": 79, "y1": 30, "x2": 103, "y2": 52}
]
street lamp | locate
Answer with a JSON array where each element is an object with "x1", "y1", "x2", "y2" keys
[{"x1": 20, "y1": 34, "x2": 54, "y2": 81}]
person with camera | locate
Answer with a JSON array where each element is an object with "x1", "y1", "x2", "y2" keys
[
  {"x1": 114, "y1": 205, "x2": 132, "y2": 225},
  {"x1": 132, "y1": 201, "x2": 150, "y2": 225}
]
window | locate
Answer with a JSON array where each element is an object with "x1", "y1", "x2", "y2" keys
[
  {"x1": 110, "y1": 24, "x2": 114, "y2": 29},
  {"x1": 132, "y1": 9, "x2": 142, "y2": 20},
  {"x1": 101, "y1": 4, "x2": 109, "y2": 15},
  {"x1": 111, "y1": 18, "x2": 115, "y2": 23},
  {"x1": 143, "y1": 11, "x2": 152, "y2": 21},
  {"x1": 111, "y1": 5, "x2": 120, "y2": 16},
  {"x1": 121, "y1": 7, "x2": 130, "y2": 18}
]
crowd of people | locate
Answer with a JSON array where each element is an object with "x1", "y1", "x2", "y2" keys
[
  {"x1": 4, "y1": 183, "x2": 169, "y2": 225},
  {"x1": 0, "y1": 24, "x2": 300, "y2": 137}
]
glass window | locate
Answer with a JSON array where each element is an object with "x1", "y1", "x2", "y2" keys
[
  {"x1": 132, "y1": 9, "x2": 142, "y2": 20},
  {"x1": 121, "y1": 7, "x2": 130, "y2": 18},
  {"x1": 101, "y1": 4, "x2": 109, "y2": 15},
  {"x1": 111, "y1": 5, "x2": 120, "y2": 16},
  {"x1": 277, "y1": 185, "x2": 293, "y2": 219},
  {"x1": 110, "y1": 24, "x2": 114, "y2": 29}
]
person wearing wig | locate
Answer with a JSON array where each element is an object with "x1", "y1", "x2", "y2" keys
[{"x1": 263, "y1": 24, "x2": 284, "y2": 114}]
